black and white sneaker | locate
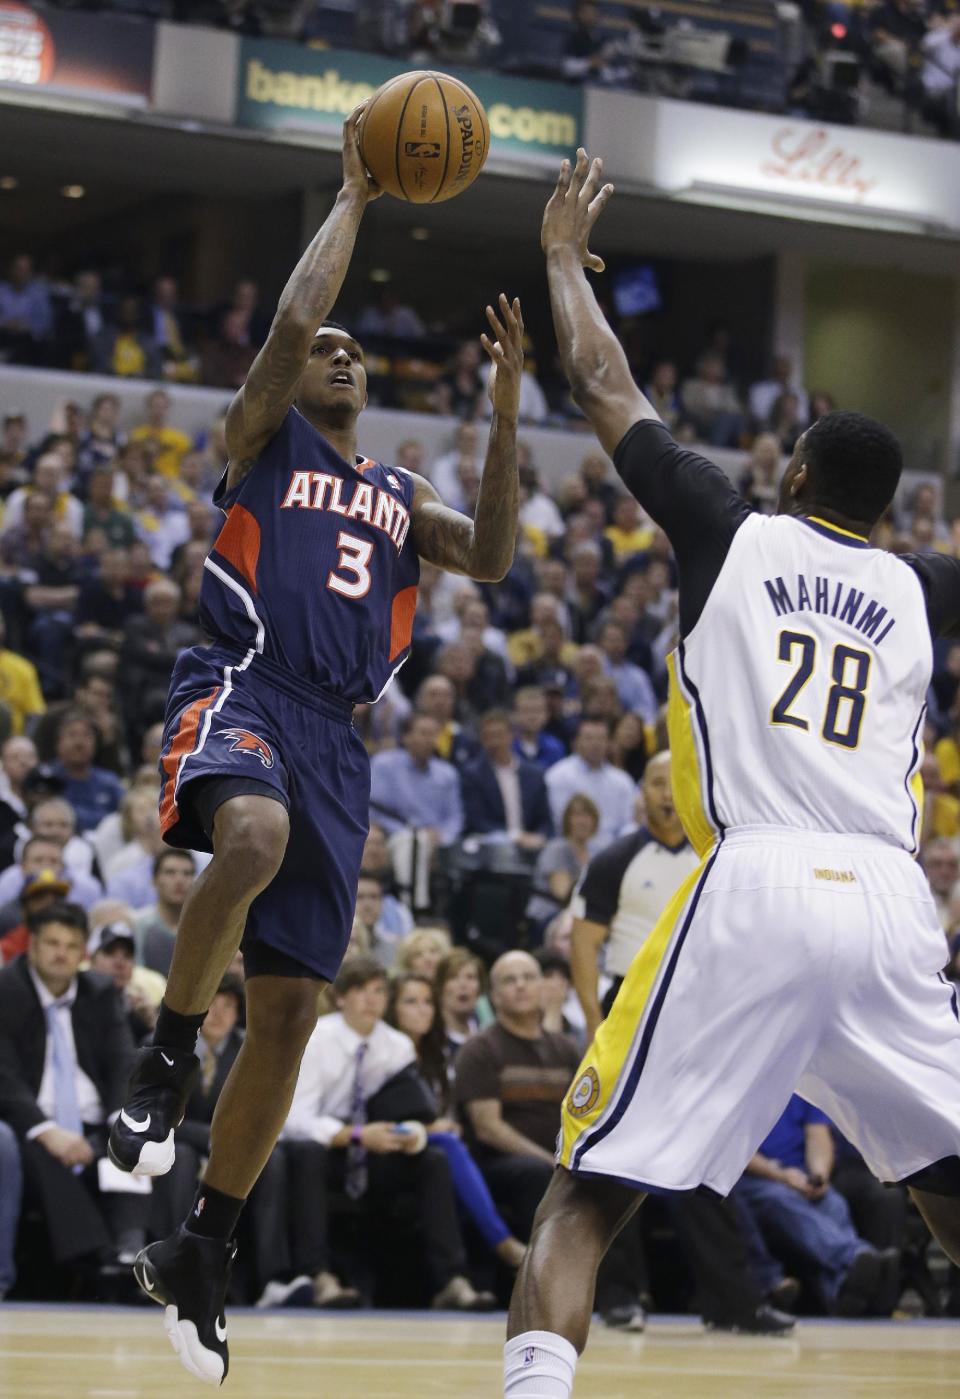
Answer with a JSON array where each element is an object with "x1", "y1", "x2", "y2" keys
[
  {"x1": 134, "y1": 1227, "x2": 236, "y2": 1386},
  {"x1": 108, "y1": 1046, "x2": 200, "y2": 1176}
]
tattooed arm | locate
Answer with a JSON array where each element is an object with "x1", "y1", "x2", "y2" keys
[
  {"x1": 223, "y1": 103, "x2": 379, "y2": 489},
  {"x1": 411, "y1": 295, "x2": 523, "y2": 583}
]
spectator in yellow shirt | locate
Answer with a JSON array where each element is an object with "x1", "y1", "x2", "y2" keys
[
  {"x1": 0, "y1": 614, "x2": 44, "y2": 734},
  {"x1": 935, "y1": 704, "x2": 960, "y2": 798},
  {"x1": 91, "y1": 296, "x2": 162, "y2": 379},
  {"x1": 508, "y1": 595, "x2": 579, "y2": 671},
  {"x1": 922, "y1": 752, "x2": 960, "y2": 841},
  {"x1": 604, "y1": 495, "x2": 654, "y2": 562},
  {"x1": 3, "y1": 453, "x2": 83, "y2": 538},
  {"x1": 130, "y1": 389, "x2": 191, "y2": 481}
]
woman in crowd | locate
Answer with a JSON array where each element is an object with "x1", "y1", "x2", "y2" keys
[
  {"x1": 535, "y1": 948, "x2": 579, "y2": 1040},
  {"x1": 527, "y1": 793, "x2": 600, "y2": 934},
  {"x1": 395, "y1": 925, "x2": 452, "y2": 980},
  {"x1": 435, "y1": 947, "x2": 487, "y2": 1057},
  {"x1": 767, "y1": 390, "x2": 807, "y2": 454},
  {"x1": 609, "y1": 711, "x2": 649, "y2": 783},
  {"x1": 738, "y1": 432, "x2": 782, "y2": 516},
  {"x1": 387, "y1": 973, "x2": 525, "y2": 1269}
]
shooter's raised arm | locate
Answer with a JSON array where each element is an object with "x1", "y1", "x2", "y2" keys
[
  {"x1": 224, "y1": 104, "x2": 379, "y2": 486},
  {"x1": 410, "y1": 293, "x2": 524, "y2": 582}
]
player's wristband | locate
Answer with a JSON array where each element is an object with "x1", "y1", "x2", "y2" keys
[{"x1": 350, "y1": 1125, "x2": 363, "y2": 1145}]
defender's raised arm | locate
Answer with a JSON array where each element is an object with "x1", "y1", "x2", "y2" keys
[
  {"x1": 224, "y1": 104, "x2": 379, "y2": 486},
  {"x1": 542, "y1": 148, "x2": 655, "y2": 457}
]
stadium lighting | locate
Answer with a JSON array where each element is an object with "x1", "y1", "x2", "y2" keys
[{"x1": 61, "y1": 183, "x2": 85, "y2": 199}]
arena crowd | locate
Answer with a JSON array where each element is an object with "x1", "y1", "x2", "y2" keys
[
  {"x1": 27, "y1": 1, "x2": 960, "y2": 139},
  {"x1": 0, "y1": 362, "x2": 955, "y2": 1323}
]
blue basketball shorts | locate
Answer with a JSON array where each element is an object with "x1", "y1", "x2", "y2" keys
[{"x1": 159, "y1": 642, "x2": 369, "y2": 982}]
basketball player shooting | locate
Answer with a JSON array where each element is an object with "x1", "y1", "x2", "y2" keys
[
  {"x1": 503, "y1": 149, "x2": 960, "y2": 1399},
  {"x1": 104, "y1": 104, "x2": 525, "y2": 1386}
]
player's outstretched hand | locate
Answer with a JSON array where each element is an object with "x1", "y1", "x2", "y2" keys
[
  {"x1": 343, "y1": 102, "x2": 382, "y2": 204},
  {"x1": 541, "y1": 147, "x2": 615, "y2": 273},
  {"x1": 481, "y1": 293, "x2": 524, "y2": 422}
]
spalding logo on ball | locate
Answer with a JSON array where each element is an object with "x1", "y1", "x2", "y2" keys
[{"x1": 359, "y1": 70, "x2": 490, "y2": 204}]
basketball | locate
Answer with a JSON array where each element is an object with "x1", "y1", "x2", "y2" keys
[{"x1": 358, "y1": 70, "x2": 490, "y2": 204}]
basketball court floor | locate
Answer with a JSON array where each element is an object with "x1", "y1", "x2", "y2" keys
[{"x1": 1, "y1": 1306, "x2": 956, "y2": 1398}]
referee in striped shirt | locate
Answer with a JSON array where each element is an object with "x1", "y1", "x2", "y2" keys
[{"x1": 571, "y1": 751, "x2": 696, "y2": 1041}]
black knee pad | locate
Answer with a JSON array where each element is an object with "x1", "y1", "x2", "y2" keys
[{"x1": 901, "y1": 1155, "x2": 960, "y2": 1197}]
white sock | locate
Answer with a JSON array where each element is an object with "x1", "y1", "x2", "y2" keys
[{"x1": 504, "y1": 1331, "x2": 578, "y2": 1398}]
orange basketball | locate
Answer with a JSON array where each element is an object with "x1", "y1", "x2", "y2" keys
[{"x1": 358, "y1": 70, "x2": 490, "y2": 204}]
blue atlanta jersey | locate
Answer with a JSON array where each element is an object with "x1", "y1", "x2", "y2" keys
[{"x1": 201, "y1": 406, "x2": 420, "y2": 703}]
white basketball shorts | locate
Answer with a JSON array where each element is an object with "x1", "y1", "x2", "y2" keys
[{"x1": 559, "y1": 825, "x2": 960, "y2": 1195}]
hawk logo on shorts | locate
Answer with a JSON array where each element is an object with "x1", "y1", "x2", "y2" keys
[
  {"x1": 567, "y1": 1066, "x2": 600, "y2": 1118},
  {"x1": 220, "y1": 728, "x2": 275, "y2": 769}
]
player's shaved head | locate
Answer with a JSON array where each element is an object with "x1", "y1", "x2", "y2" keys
[{"x1": 779, "y1": 411, "x2": 902, "y2": 530}]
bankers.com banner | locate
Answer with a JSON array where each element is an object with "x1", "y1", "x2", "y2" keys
[
  {"x1": 0, "y1": 1, "x2": 154, "y2": 104},
  {"x1": 236, "y1": 38, "x2": 582, "y2": 162}
]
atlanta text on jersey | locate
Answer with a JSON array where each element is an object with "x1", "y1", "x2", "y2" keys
[
  {"x1": 279, "y1": 470, "x2": 411, "y2": 552},
  {"x1": 763, "y1": 572, "x2": 896, "y2": 646}
]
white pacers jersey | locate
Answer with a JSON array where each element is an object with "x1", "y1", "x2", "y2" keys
[
  {"x1": 669, "y1": 512, "x2": 930, "y2": 856},
  {"x1": 558, "y1": 421, "x2": 960, "y2": 1197}
]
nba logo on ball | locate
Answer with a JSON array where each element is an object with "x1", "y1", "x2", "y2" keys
[
  {"x1": 404, "y1": 141, "x2": 441, "y2": 159},
  {"x1": 568, "y1": 1066, "x2": 600, "y2": 1118}
]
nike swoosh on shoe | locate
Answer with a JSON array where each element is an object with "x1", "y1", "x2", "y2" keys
[{"x1": 120, "y1": 1109, "x2": 151, "y2": 1133}]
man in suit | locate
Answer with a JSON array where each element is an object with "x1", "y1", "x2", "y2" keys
[
  {"x1": 460, "y1": 710, "x2": 553, "y2": 849},
  {"x1": 0, "y1": 902, "x2": 147, "y2": 1272}
]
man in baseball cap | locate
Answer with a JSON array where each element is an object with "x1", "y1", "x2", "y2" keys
[
  {"x1": 88, "y1": 920, "x2": 163, "y2": 1044},
  {"x1": 87, "y1": 921, "x2": 136, "y2": 960},
  {"x1": 0, "y1": 867, "x2": 72, "y2": 964}
]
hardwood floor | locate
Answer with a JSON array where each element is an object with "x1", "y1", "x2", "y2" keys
[{"x1": 1, "y1": 1306, "x2": 956, "y2": 1397}]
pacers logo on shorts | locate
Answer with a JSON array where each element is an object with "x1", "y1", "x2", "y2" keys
[
  {"x1": 567, "y1": 1066, "x2": 600, "y2": 1118},
  {"x1": 220, "y1": 727, "x2": 275, "y2": 769}
]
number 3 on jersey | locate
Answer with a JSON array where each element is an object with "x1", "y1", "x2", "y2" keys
[
  {"x1": 327, "y1": 530, "x2": 373, "y2": 599},
  {"x1": 771, "y1": 629, "x2": 871, "y2": 749}
]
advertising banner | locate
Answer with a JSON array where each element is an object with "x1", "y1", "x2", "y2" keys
[
  {"x1": 236, "y1": 38, "x2": 582, "y2": 164},
  {"x1": 589, "y1": 89, "x2": 960, "y2": 234},
  {"x1": 0, "y1": 1, "x2": 154, "y2": 105}
]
